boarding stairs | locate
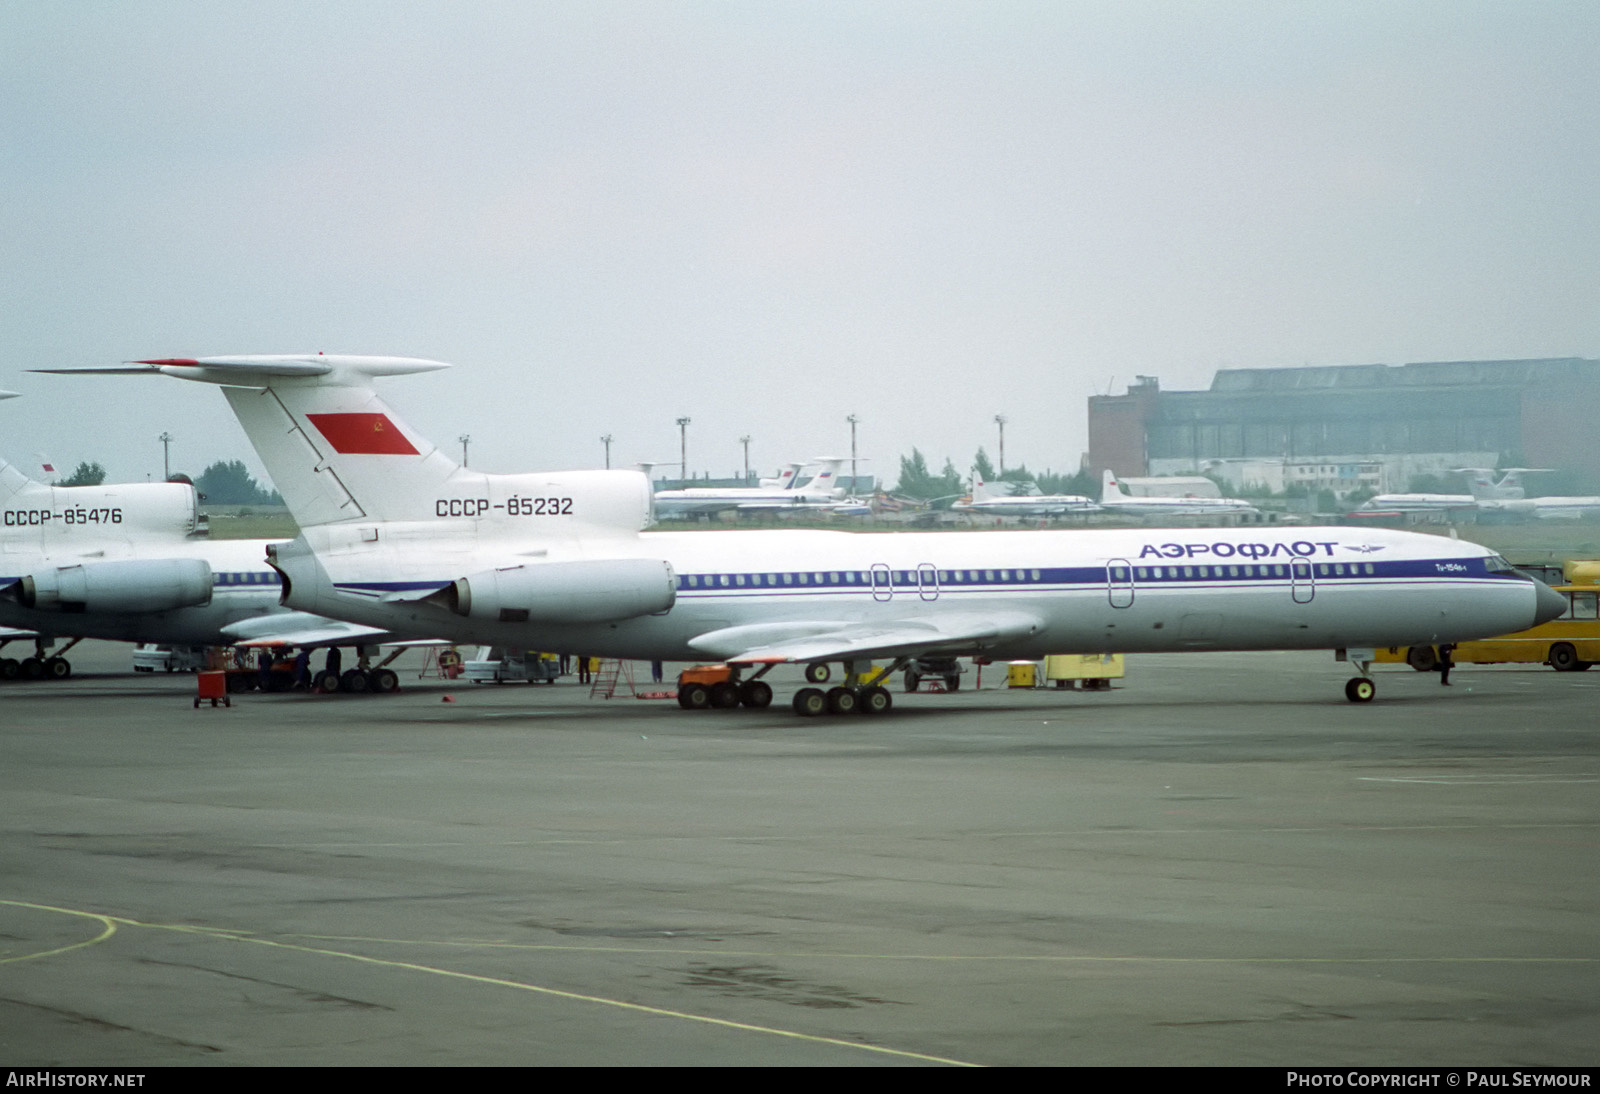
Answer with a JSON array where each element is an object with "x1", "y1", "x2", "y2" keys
[{"x1": 590, "y1": 658, "x2": 636, "y2": 699}]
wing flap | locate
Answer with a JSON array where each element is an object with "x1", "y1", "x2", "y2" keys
[
  {"x1": 220, "y1": 613, "x2": 393, "y2": 648},
  {"x1": 700, "y1": 611, "x2": 1045, "y2": 665}
]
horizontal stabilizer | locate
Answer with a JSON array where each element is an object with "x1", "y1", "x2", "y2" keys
[{"x1": 35, "y1": 355, "x2": 450, "y2": 383}]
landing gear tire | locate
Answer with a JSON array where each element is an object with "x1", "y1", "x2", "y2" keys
[
  {"x1": 738, "y1": 680, "x2": 774, "y2": 709},
  {"x1": 904, "y1": 672, "x2": 921, "y2": 693},
  {"x1": 859, "y1": 685, "x2": 892, "y2": 715},
  {"x1": 370, "y1": 668, "x2": 400, "y2": 693},
  {"x1": 20, "y1": 657, "x2": 44, "y2": 681},
  {"x1": 792, "y1": 687, "x2": 826, "y2": 717},
  {"x1": 45, "y1": 657, "x2": 71, "y2": 679},
  {"x1": 1345, "y1": 677, "x2": 1376, "y2": 703},
  {"x1": 678, "y1": 682, "x2": 711, "y2": 710},
  {"x1": 1549, "y1": 643, "x2": 1583, "y2": 672},
  {"x1": 944, "y1": 674, "x2": 960, "y2": 691},
  {"x1": 0, "y1": 658, "x2": 18, "y2": 681},
  {"x1": 825, "y1": 686, "x2": 858, "y2": 715},
  {"x1": 708, "y1": 681, "x2": 741, "y2": 709},
  {"x1": 804, "y1": 662, "x2": 831, "y2": 684},
  {"x1": 340, "y1": 669, "x2": 370, "y2": 694},
  {"x1": 313, "y1": 671, "x2": 341, "y2": 693},
  {"x1": 1405, "y1": 646, "x2": 1437, "y2": 672}
]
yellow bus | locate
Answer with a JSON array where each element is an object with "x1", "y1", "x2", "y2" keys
[{"x1": 1376, "y1": 581, "x2": 1600, "y2": 673}]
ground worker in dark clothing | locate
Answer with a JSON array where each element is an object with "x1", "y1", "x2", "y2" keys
[{"x1": 1438, "y1": 643, "x2": 1455, "y2": 685}]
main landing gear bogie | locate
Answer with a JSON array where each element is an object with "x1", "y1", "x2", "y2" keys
[
  {"x1": 678, "y1": 678, "x2": 775, "y2": 710},
  {"x1": 790, "y1": 684, "x2": 893, "y2": 717},
  {"x1": 678, "y1": 659, "x2": 910, "y2": 718},
  {"x1": 0, "y1": 655, "x2": 72, "y2": 683}
]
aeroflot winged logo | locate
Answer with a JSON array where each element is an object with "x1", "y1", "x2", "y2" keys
[{"x1": 306, "y1": 413, "x2": 419, "y2": 456}]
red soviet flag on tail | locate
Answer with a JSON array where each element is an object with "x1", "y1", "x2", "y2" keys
[{"x1": 306, "y1": 413, "x2": 419, "y2": 456}]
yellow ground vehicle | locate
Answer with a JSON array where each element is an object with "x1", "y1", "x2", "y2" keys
[{"x1": 1376, "y1": 582, "x2": 1600, "y2": 673}]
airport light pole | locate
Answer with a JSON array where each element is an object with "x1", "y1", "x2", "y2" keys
[
  {"x1": 739, "y1": 435, "x2": 751, "y2": 482},
  {"x1": 158, "y1": 432, "x2": 173, "y2": 481},
  {"x1": 994, "y1": 414, "x2": 1007, "y2": 474},
  {"x1": 676, "y1": 417, "x2": 691, "y2": 484},
  {"x1": 458, "y1": 434, "x2": 470, "y2": 468},
  {"x1": 600, "y1": 434, "x2": 613, "y2": 470},
  {"x1": 846, "y1": 414, "x2": 860, "y2": 493}
]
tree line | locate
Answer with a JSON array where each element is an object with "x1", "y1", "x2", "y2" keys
[{"x1": 56, "y1": 460, "x2": 281, "y2": 505}]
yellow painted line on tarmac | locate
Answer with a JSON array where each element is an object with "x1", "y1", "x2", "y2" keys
[
  {"x1": 0, "y1": 898, "x2": 977, "y2": 1067},
  {"x1": 0, "y1": 900, "x2": 117, "y2": 964}
]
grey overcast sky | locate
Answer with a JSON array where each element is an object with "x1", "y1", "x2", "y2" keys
[{"x1": 3, "y1": 1, "x2": 1598, "y2": 486}]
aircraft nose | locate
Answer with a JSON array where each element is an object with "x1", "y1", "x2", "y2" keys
[{"x1": 1533, "y1": 579, "x2": 1569, "y2": 626}]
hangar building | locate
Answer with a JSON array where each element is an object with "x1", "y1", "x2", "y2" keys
[{"x1": 1087, "y1": 358, "x2": 1600, "y2": 495}]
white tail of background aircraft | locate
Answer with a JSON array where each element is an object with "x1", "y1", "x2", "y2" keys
[
  {"x1": 1458, "y1": 468, "x2": 1600, "y2": 520},
  {"x1": 1458, "y1": 468, "x2": 1531, "y2": 501},
  {"x1": 1100, "y1": 470, "x2": 1257, "y2": 516}
]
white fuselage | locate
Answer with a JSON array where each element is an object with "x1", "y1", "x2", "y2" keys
[
  {"x1": 1357, "y1": 493, "x2": 1474, "y2": 513},
  {"x1": 1475, "y1": 496, "x2": 1600, "y2": 520},
  {"x1": 955, "y1": 496, "x2": 1097, "y2": 517},
  {"x1": 652, "y1": 486, "x2": 844, "y2": 517},
  {"x1": 1098, "y1": 496, "x2": 1258, "y2": 517},
  {"x1": 652, "y1": 465, "x2": 846, "y2": 518},
  {"x1": 270, "y1": 522, "x2": 1550, "y2": 663}
]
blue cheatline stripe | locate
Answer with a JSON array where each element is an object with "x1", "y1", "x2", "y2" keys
[
  {"x1": 213, "y1": 572, "x2": 284, "y2": 587},
  {"x1": 669, "y1": 557, "x2": 1508, "y2": 592},
  {"x1": 325, "y1": 557, "x2": 1517, "y2": 597}
]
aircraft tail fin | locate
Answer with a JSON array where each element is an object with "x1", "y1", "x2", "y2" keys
[
  {"x1": 0, "y1": 454, "x2": 39, "y2": 504},
  {"x1": 970, "y1": 468, "x2": 994, "y2": 501},
  {"x1": 0, "y1": 392, "x2": 43, "y2": 503},
  {"x1": 1493, "y1": 469, "x2": 1528, "y2": 499},
  {"x1": 181, "y1": 357, "x2": 458, "y2": 527},
  {"x1": 45, "y1": 355, "x2": 656, "y2": 533},
  {"x1": 1102, "y1": 469, "x2": 1131, "y2": 502},
  {"x1": 1456, "y1": 467, "x2": 1532, "y2": 501},
  {"x1": 800, "y1": 457, "x2": 847, "y2": 497},
  {"x1": 773, "y1": 462, "x2": 805, "y2": 490}
]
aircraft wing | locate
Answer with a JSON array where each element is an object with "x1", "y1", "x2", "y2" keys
[
  {"x1": 0, "y1": 625, "x2": 39, "y2": 640},
  {"x1": 690, "y1": 611, "x2": 1043, "y2": 664},
  {"x1": 219, "y1": 613, "x2": 398, "y2": 649}
]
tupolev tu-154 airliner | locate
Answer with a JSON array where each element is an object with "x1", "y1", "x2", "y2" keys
[{"x1": 46, "y1": 355, "x2": 1567, "y2": 713}]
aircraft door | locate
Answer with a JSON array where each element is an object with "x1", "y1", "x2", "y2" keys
[
  {"x1": 1107, "y1": 558, "x2": 1134, "y2": 608},
  {"x1": 1291, "y1": 558, "x2": 1314, "y2": 603},
  {"x1": 917, "y1": 563, "x2": 939, "y2": 601},
  {"x1": 870, "y1": 563, "x2": 892, "y2": 602}
]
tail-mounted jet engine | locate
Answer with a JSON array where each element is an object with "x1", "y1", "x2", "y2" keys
[
  {"x1": 431, "y1": 558, "x2": 676, "y2": 624},
  {"x1": 15, "y1": 558, "x2": 213, "y2": 613}
]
